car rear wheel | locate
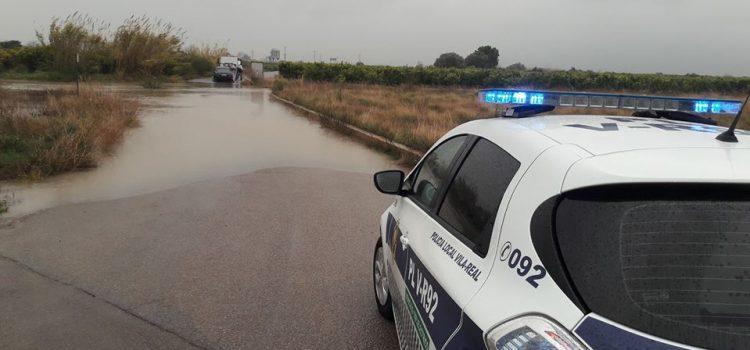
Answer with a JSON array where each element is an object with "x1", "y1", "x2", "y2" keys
[{"x1": 373, "y1": 239, "x2": 394, "y2": 321}]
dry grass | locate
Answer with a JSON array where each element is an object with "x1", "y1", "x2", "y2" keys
[
  {"x1": 0, "y1": 86, "x2": 140, "y2": 180},
  {"x1": 274, "y1": 79, "x2": 493, "y2": 152},
  {"x1": 274, "y1": 80, "x2": 750, "y2": 153}
]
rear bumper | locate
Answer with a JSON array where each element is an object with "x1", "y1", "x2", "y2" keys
[{"x1": 213, "y1": 75, "x2": 235, "y2": 82}]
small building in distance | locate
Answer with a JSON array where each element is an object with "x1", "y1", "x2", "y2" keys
[{"x1": 267, "y1": 49, "x2": 281, "y2": 62}]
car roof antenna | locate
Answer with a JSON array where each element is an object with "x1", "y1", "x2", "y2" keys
[{"x1": 716, "y1": 93, "x2": 750, "y2": 143}]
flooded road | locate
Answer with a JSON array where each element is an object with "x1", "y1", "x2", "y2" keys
[
  {"x1": 0, "y1": 81, "x2": 402, "y2": 349},
  {"x1": 1, "y1": 82, "x2": 395, "y2": 217}
]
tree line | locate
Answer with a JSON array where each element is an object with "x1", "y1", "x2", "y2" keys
[
  {"x1": 279, "y1": 61, "x2": 750, "y2": 95},
  {"x1": 434, "y1": 46, "x2": 500, "y2": 69}
]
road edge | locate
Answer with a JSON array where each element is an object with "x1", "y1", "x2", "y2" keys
[{"x1": 269, "y1": 93, "x2": 423, "y2": 158}]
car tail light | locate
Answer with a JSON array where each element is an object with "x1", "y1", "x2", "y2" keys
[{"x1": 485, "y1": 315, "x2": 589, "y2": 350}]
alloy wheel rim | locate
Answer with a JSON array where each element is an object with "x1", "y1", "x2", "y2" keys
[{"x1": 374, "y1": 247, "x2": 389, "y2": 305}]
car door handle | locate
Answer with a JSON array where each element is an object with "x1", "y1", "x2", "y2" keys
[{"x1": 399, "y1": 235, "x2": 409, "y2": 249}]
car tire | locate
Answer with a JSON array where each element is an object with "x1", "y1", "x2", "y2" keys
[{"x1": 373, "y1": 239, "x2": 394, "y2": 321}]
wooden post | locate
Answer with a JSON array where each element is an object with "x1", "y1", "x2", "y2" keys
[{"x1": 76, "y1": 53, "x2": 80, "y2": 96}]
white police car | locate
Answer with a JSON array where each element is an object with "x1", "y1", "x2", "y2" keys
[{"x1": 372, "y1": 90, "x2": 750, "y2": 350}]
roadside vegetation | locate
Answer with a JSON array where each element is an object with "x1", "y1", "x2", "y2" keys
[
  {"x1": 257, "y1": 61, "x2": 279, "y2": 72},
  {"x1": 272, "y1": 79, "x2": 493, "y2": 152},
  {"x1": 0, "y1": 86, "x2": 139, "y2": 180},
  {"x1": 0, "y1": 14, "x2": 228, "y2": 83},
  {"x1": 279, "y1": 62, "x2": 750, "y2": 95}
]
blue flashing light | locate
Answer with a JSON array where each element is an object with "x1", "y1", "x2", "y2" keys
[
  {"x1": 530, "y1": 93, "x2": 545, "y2": 105},
  {"x1": 512, "y1": 92, "x2": 527, "y2": 104},
  {"x1": 694, "y1": 101, "x2": 710, "y2": 113},
  {"x1": 710, "y1": 102, "x2": 722, "y2": 114},
  {"x1": 496, "y1": 91, "x2": 512, "y2": 104},
  {"x1": 694, "y1": 101, "x2": 741, "y2": 114},
  {"x1": 484, "y1": 91, "x2": 496, "y2": 103},
  {"x1": 722, "y1": 102, "x2": 742, "y2": 114},
  {"x1": 481, "y1": 90, "x2": 741, "y2": 115},
  {"x1": 484, "y1": 90, "x2": 543, "y2": 105}
]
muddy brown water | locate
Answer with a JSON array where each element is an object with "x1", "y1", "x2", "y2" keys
[{"x1": 0, "y1": 81, "x2": 396, "y2": 217}]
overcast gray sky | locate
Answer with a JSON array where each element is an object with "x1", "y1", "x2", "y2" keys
[{"x1": 2, "y1": 0, "x2": 749, "y2": 76}]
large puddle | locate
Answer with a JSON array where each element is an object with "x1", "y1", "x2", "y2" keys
[{"x1": 1, "y1": 82, "x2": 396, "y2": 217}]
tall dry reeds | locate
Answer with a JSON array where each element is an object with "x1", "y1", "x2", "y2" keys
[
  {"x1": 0, "y1": 86, "x2": 139, "y2": 180},
  {"x1": 39, "y1": 13, "x2": 114, "y2": 76},
  {"x1": 112, "y1": 15, "x2": 185, "y2": 76},
  {"x1": 16, "y1": 13, "x2": 223, "y2": 79},
  {"x1": 186, "y1": 44, "x2": 229, "y2": 67}
]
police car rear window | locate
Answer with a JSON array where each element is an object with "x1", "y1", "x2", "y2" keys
[{"x1": 555, "y1": 185, "x2": 750, "y2": 349}]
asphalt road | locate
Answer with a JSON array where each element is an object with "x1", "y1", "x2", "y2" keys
[{"x1": 0, "y1": 167, "x2": 400, "y2": 349}]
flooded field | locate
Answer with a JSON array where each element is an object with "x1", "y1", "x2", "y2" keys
[{"x1": 0, "y1": 81, "x2": 396, "y2": 217}]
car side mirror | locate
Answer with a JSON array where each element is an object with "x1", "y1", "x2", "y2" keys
[{"x1": 373, "y1": 170, "x2": 406, "y2": 196}]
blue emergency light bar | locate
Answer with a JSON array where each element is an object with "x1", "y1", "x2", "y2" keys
[{"x1": 479, "y1": 89, "x2": 743, "y2": 115}]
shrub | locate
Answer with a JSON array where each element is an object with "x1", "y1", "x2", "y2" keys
[
  {"x1": 0, "y1": 46, "x2": 53, "y2": 72},
  {"x1": 188, "y1": 54, "x2": 213, "y2": 76},
  {"x1": 434, "y1": 52, "x2": 465, "y2": 68},
  {"x1": 0, "y1": 49, "x2": 12, "y2": 70},
  {"x1": 42, "y1": 14, "x2": 112, "y2": 77},
  {"x1": 262, "y1": 61, "x2": 280, "y2": 72},
  {"x1": 0, "y1": 87, "x2": 140, "y2": 180},
  {"x1": 184, "y1": 44, "x2": 228, "y2": 76},
  {"x1": 271, "y1": 78, "x2": 286, "y2": 93},
  {"x1": 14, "y1": 45, "x2": 53, "y2": 72},
  {"x1": 465, "y1": 46, "x2": 499, "y2": 69},
  {"x1": 506, "y1": 62, "x2": 526, "y2": 71},
  {"x1": 0, "y1": 40, "x2": 21, "y2": 50}
]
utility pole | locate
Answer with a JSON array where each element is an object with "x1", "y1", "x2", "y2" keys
[
  {"x1": 283, "y1": 46, "x2": 287, "y2": 61},
  {"x1": 313, "y1": 50, "x2": 316, "y2": 62}
]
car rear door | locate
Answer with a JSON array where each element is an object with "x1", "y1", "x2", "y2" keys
[
  {"x1": 395, "y1": 136, "x2": 521, "y2": 350},
  {"x1": 388, "y1": 135, "x2": 469, "y2": 350}
]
